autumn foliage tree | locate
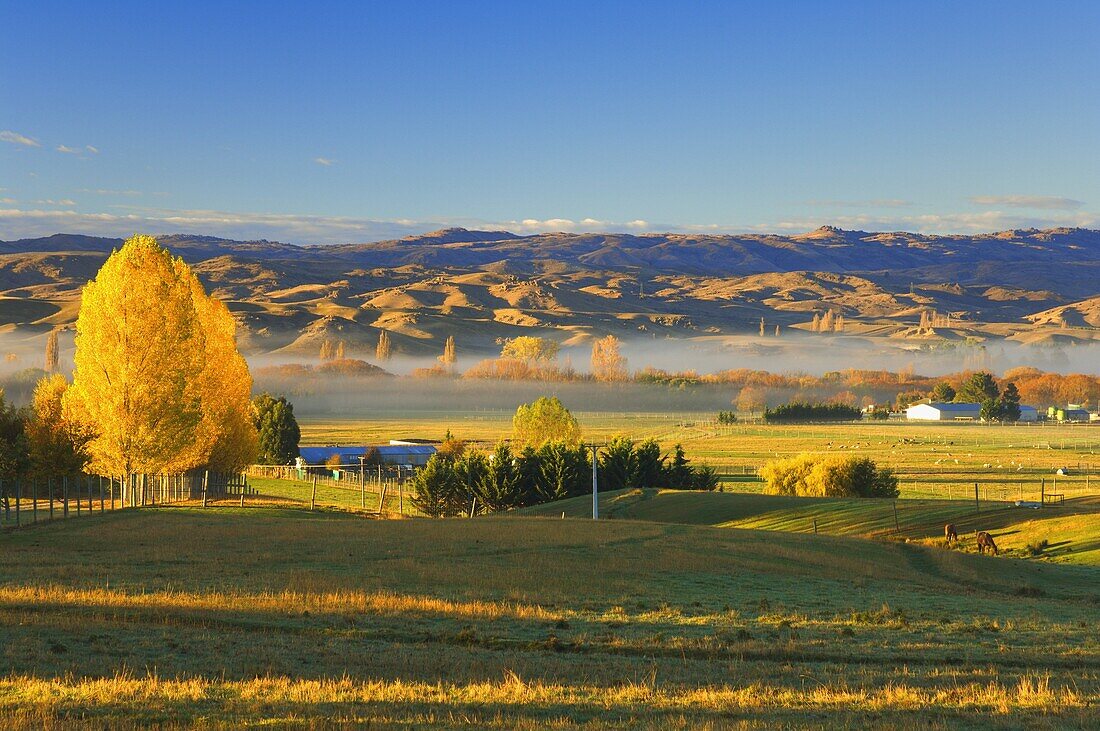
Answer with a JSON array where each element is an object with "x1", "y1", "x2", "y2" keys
[
  {"x1": 62, "y1": 235, "x2": 258, "y2": 478},
  {"x1": 501, "y1": 336, "x2": 559, "y2": 363},
  {"x1": 590, "y1": 335, "x2": 628, "y2": 382},
  {"x1": 512, "y1": 396, "x2": 581, "y2": 447},
  {"x1": 26, "y1": 374, "x2": 90, "y2": 476}
]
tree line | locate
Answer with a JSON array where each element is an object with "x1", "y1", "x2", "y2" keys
[
  {"x1": 763, "y1": 403, "x2": 863, "y2": 423},
  {"x1": 411, "y1": 437, "x2": 718, "y2": 518}
]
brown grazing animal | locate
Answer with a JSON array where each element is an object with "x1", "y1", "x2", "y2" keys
[
  {"x1": 976, "y1": 531, "x2": 999, "y2": 555},
  {"x1": 944, "y1": 523, "x2": 958, "y2": 544}
]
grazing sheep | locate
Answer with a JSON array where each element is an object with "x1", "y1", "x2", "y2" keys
[
  {"x1": 944, "y1": 523, "x2": 958, "y2": 545},
  {"x1": 976, "y1": 531, "x2": 999, "y2": 556}
]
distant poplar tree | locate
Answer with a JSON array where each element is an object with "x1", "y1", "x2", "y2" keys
[
  {"x1": 335, "y1": 340, "x2": 346, "y2": 359},
  {"x1": 44, "y1": 330, "x2": 59, "y2": 372},
  {"x1": 439, "y1": 335, "x2": 457, "y2": 370},
  {"x1": 376, "y1": 330, "x2": 392, "y2": 362},
  {"x1": 759, "y1": 317, "x2": 765, "y2": 337}
]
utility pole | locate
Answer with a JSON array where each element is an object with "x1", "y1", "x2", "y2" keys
[{"x1": 588, "y1": 443, "x2": 605, "y2": 520}]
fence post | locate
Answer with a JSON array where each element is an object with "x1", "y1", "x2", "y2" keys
[
  {"x1": 202, "y1": 471, "x2": 209, "y2": 508},
  {"x1": 99, "y1": 477, "x2": 104, "y2": 512},
  {"x1": 974, "y1": 483, "x2": 979, "y2": 513},
  {"x1": 76, "y1": 477, "x2": 82, "y2": 516},
  {"x1": 32, "y1": 479, "x2": 38, "y2": 524},
  {"x1": 63, "y1": 476, "x2": 69, "y2": 518},
  {"x1": 893, "y1": 501, "x2": 900, "y2": 533},
  {"x1": 813, "y1": 518, "x2": 818, "y2": 534},
  {"x1": 310, "y1": 474, "x2": 317, "y2": 511},
  {"x1": 15, "y1": 481, "x2": 20, "y2": 527}
]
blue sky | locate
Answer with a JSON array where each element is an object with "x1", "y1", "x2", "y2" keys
[{"x1": 2, "y1": 0, "x2": 1098, "y2": 243}]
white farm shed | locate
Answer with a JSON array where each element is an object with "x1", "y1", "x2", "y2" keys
[{"x1": 906, "y1": 402, "x2": 981, "y2": 421}]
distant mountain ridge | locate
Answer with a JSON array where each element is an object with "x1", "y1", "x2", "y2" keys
[{"x1": 5, "y1": 224, "x2": 1099, "y2": 281}]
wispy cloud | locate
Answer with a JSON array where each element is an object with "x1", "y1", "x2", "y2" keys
[
  {"x1": 0, "y1": 130, "x2": 40, "y2": 147},
  {"x1": 85, "y1": 145, "x2": 99, "y2": 154},
  {"x1": 805, "y1": 199, "x2": 913, "y2": 208},
  {"x1": 33, "y1": 198, "x2": 76, "y2": 206},
  {"x1": 76, "y1": 188, "x2": 144, "y2": 197},
  {"x1": 56, "y1": 144, "x2": 79, "y2": 154},
  {"x1": 0, "y1": 205, "x2": 1095, "y2": 245},
  {"x1": 313, "y1": 157, "x2": 336, "y2": 166},
  {"x1": 969, "y1": 195, "x2": 1084, "y2": 210}
]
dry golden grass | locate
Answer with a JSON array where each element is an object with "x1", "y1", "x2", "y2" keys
[{"x1": 1, "y1": 507, "x2": 1097, "y2": 728}]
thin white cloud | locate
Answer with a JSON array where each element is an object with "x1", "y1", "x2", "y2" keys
[
  {"x1": 969, "y1": 195, "x2": 1084, "y2": 210},
  {"x1": 0, "y1": 197, "x2": 15, "y2": 204},
  {"x1": 806, "y1": 198, "x2": 913, "y2": 208},
  {"x1": 0, "y1": 130, "x2": 40, "y2": 147},
  {"x1": 56, "y1": 144, "x2": 80, "y2": 154},
  {"x1": 85, "y1": 145, "x2": 99, "y2": 154},
  {"x1": 32, "y1": 198, "x2": 76, "y2": 206},
  {"x1": 313, "y1": 157, "x2": 336, "y2": 166},
  {"x1": 0, "y1": 205, "x2": 1095, "y2": 245},
  {"x1": 76, "y1": 188, "x2": 144, "y2": 196}
]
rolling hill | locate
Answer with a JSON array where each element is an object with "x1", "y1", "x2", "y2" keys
[{"x1": 1, "y1": 226, "x2": 1099, "y2": 360}]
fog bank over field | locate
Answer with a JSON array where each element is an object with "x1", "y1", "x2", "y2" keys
[{"x1": 3, "y1": 332, "x2": 1099, "y2": 413}]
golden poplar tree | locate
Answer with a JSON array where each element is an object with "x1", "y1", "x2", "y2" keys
[
  {"x1": 182, "y1": 270, "x2": 259, "y2": 471},
  {"x1": 63, "y1": 235, "x2": 206, "y2": 477},
  {"x1": 376, "y1": 330, "x2": 392, "y2": 362},
  {"x1": 44, "y1": 330, "x2": 59, "y2": 372},
  {"x1": 335, "y1": 340, "x2": 346, "y2": 360},
  {"x1": 63, "y1": 234, "x2": 258, "y2": 478}
]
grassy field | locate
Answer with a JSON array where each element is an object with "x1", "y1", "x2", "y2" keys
[
  {"x1": 1, "y1": 504, "x2": 1098, "y2": 728},
  {"x1": 300, "y1": 413, "x2": 1100, "y2": 500},
  {"x1": 523, "y1": 489, "x2": 1100, "y2": 565}
]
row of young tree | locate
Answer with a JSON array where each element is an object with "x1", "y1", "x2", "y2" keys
[
  {"x1": 762, "y1": 403, "x2": 863, "y2": 423},
  {"x1": 411, "y1": 437, "x2": 718, "y2": 517}
]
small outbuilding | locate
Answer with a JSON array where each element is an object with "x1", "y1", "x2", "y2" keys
[
  {"x1": 298, "y1": 444, "x2": 438, "y2": 467},
  {"x1": 905, "y1": 402, "x2": 981, "y2": 421},
  {"x1": 1017, "y1": 405, "x2": 1039, "y2": 422}
]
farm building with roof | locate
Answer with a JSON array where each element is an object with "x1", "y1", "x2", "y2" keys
[
  {"x1": 905, "y1": 402, "x2": 981, "y2": 421},
  {"x1": 298, "y1": 444, "x2": 437, "y2": 467}
]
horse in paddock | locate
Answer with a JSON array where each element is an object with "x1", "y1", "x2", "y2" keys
[
  {"x1": 976, "y1": 531, "x2": 999, "y2": 556},
  {"x1": 944, "y1": 523, "x2": 958, "y2": 545}
]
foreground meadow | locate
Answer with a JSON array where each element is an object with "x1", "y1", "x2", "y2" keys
[{"x1": 1, "y1": 506, "x2": 1098, "y2": 728}]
